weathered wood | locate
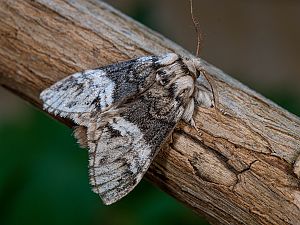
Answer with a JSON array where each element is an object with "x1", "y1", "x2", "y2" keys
[{"x1": 0, "y1": 1, "x2": 299, "y2": 224}]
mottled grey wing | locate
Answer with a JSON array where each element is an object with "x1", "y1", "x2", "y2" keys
[
  {"x1": 88, "y1": 83, "x2": 185, "y2": 205},
  {"x1": 40, "y1": 53, "x2": 187, "y2": 204},
  {"x1": 40, "y1": 56, "x2": 158, "y2": 120}
]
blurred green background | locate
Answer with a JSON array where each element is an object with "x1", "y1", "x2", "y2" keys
[{"x1": 0, "y1": 1, "x2": 299, "y2": 225}]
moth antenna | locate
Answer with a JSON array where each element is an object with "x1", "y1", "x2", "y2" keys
[
  {"x1": 189, "y1": 1, "x2": 220, "y2": 123},
  {"x1": 190, "y1": 0, "x2": 202, "y2": 57}
]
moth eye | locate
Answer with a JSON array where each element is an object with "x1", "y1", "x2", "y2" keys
[
  {"x1": 157, "y1": 70, "x2": 166, "y2": 75},
  {"x1": 156, "y1": 70, "x2": 168, "y2": 85},
  {"x1": 160, "y1": 79, "x2": 168, "y2": 85}
]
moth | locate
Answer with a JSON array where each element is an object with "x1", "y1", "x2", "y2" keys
[{"x1": 40, "y1": 53, "x2": 214, "y2": 205}]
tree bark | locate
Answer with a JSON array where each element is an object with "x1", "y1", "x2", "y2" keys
[{"x1": 0, "y1": 1, "x2": 300, "y2": 224}]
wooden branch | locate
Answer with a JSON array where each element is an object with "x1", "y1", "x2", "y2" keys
[{"x1": 1, "y1": 1, "x2": 300, "y2": 224}]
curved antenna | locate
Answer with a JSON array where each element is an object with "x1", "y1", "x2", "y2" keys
[{"x1": 189, "y1": 0, "x2": 202, "y2": 57}]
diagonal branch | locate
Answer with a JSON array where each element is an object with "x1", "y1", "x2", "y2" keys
[{"x1": 0, "y1": 1, "x2": 300, "y2": 224}]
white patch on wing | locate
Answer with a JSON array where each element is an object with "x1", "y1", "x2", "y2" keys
[
  {"x1": 137, "y1": 56, "x2": 153, "y2": 63},
  {"x1": 98, "y1": 77, "x2": 115, "y2": 110},
  {"x1": 40, "y1": 69, "x2": 115, "y2": 113},
  {"x1": 92, "y1": 116, "x2": 153, "y2": 170},
  {"x1": 89, "y1": 116, "x2": 153, "y2": 204},
  {"x1": 109, "y1": 117, "x2": 152, "y2": 172}
]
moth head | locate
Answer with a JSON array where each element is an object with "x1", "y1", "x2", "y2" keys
[
  {"x1": 156, "y1": 66, "x2": 195, "y2": 99},
  {"x1": 155, "y1": 55, "x2": 198, "y2": 100}
]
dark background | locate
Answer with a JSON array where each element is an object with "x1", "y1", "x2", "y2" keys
[{"x1": 0, "y1": 0, "x2": 299, "y2": 225}]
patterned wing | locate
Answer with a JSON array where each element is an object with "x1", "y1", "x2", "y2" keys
[
  {"x1": 40, "y1": 53, "x2": 194, "y2": 204},
  {"x1": 87, "y1": 82, "x2": 185, "y2": 205},
  {"x1": 40, "y1": 56, "x2": 159, "y2": 120}
]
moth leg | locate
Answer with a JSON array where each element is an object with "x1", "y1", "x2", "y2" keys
[
  {"x1": 191, "y1": 118, "x2": 203, "y2": 136},
  {"x1": 198, "y1": 69, "x2": 218, "y2": 109}
]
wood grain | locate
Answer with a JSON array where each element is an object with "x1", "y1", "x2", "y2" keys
[{"x1": 0, "y1": 1, "x2": 299, "y2": 224}]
